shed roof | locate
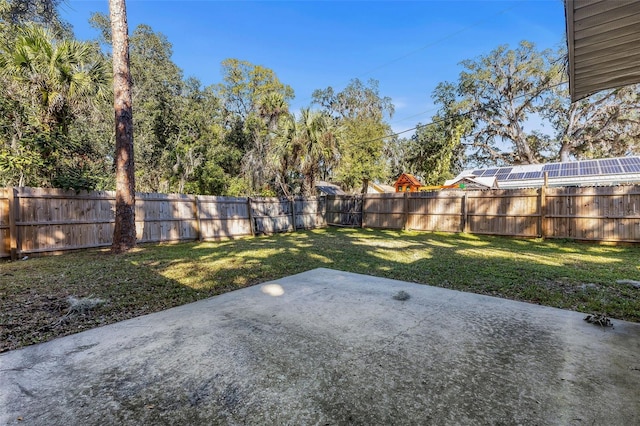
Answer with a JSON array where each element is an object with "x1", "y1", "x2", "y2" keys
[
  {"x1": 565, "y1": 0, "x2": 640, "y2": 101},
  {"x1": 316, "y1": 181, "x2": 346, "y2": 195},
  {"x1": 395, "y1": 173, "x2": 423, "y2": 187},
  {"x1": 445, "y1": 176, "x2": 499, "y2": 189},
  {"x1": 452, "y1": 156, "x2": 640, "y2": 189},
  {"x1": 368, "y1": 183, "x2": 396, "y2": 193}
]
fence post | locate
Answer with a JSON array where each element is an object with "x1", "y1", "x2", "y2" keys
[
  {"x1": 8, "y1": 187, "x2": 19, "y2": 260},
  {"x1": 247, "y1": 197, "x2": 255, "y2": 236},
  {"x1": 538, "y1": 172, "x2": 548, "y2": 238},
  {"x1": 321, "y1": 195, "x2": 327, "y2": 227},
  {"x1": 194, "y1": 195, "x2": 202, "y2": 241},
  {"x1": 360, "y1": 193, "x2": 366, "y2": 228},
  {"x1": 403, "y1": 192, "x2": 409, "y2": 230},
  {"x1": 463, "y1": 192, "x2": 470, "y2": 233},
  {"x1": 462, "y1": 192, "x2": 467, "y2": 233},
  {"x1": 290, "y1": 196, "x2": 296, "y2": 231}
]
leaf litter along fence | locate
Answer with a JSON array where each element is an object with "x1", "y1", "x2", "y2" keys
[{"x1": 1, "y1": 185, "x2": 640, "y2": 259}]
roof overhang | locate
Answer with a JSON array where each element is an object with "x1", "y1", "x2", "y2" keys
[{"x1": 565, "y1": 0, "x2": 640, "y2": 102}]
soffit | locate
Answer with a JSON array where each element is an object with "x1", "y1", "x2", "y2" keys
[{"x1": 566, "y1": 0, "x2": 640, "y2": 101}]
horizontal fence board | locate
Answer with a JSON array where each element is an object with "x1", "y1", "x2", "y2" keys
[
  {"x1": 200, "y1": 218, "x2": 252, "y2": 239},
  {"x1": 407, "y1": 214, "x2": 463, "y2": 232},
  {"x1": 469, "y1": 216, "x2": 538, "y2": 237},
  {"x1": 17, "y1": 219, "x2": 115, "y2": 226},
  {"x1": 18, "y1": 223, "x2": 114, "y2": 252},
  {"x1": 364, "y1": 213, "x2": 404, "y2": 229},
  {"x1": 137, "y1": 219, "x2": 198, "y2": 243}
]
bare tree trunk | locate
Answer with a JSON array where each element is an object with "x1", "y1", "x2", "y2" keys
[
  {"x1": 361, "y1": 178, "x2": 369, "y2": 194},
  {"x1": 109, "y1": 0, "x2": 136, "y2": 253}
]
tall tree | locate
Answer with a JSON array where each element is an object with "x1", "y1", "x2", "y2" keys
[
  {"x1": 128, "y1": 23, "x2": 183, "y2": 192},
  {"x1": 216, "y1": 59, "x2": 293, "y2": 194},
  {"x1": 448, "y1": 41, "x2": 640, "y2": 165},
  {"x1": 218, "y1": 58, "x2": 293, "y2": 121},
  {"x1": 89, "y1": 14, "x2": 204, "y2": 193},
  {"x1": 313, "y1": 78, "x2": 393, "y2": 191},
  {"x1": 452, "y1": 41, "x2": 561, "y2": 165},
  {"x1": 383, "y1": 135, "x2": 411, "y2": 182},
  {"x1": 545, "y1": 82, "x2": 640, "y2": 161},
  {"x1": 170, "y1": 78, "x2": 237, "y2": 195},
  {"x1": 109, "y1": 0, "x2": 136, "y2": 253}
]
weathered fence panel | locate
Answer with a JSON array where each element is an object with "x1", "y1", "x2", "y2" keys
[
  {"x1": 0, "y1": 188, "x2": 327, "y2": 258},
  {"x1": 251, "y1": 198, "x2": 294, "y2": 235},
  {"x1": 294, "y1": 197, "x2": 326, "y2": 229},
  {"x1": 466, "y1": 189, "x2": 540, "y2": 237},
  {"x1": 544, "y1": 186, "x2": 640, "y2": 242},
  {"x1": 363, "y1": 193, "x2": 405, "y2": 229},
  {"x1": 406, "y1": 191, "x2": 465, "y2": 232},
  {"x1": 198, "y1": 196, "x2": 252, "y2": 240},
  {"x1": 136, "y1": 192, "x2": 199, "y2": 243},
  {"x1": 15, "y1": 187, "x2": 116, "y2": 254},
  {"x1": 0, "y1": 188, "x2": 10, "y2": 258},
  {"x1": 326, "y1": 195, "x2": 362, "y2": 227}
]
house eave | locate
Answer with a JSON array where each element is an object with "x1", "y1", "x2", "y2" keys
[{"x1": 566, "y1": 0, "x2": 640, "y2": 102}]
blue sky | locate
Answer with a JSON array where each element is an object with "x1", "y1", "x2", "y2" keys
[{"x1": 61, "y1": 1, "x2": 567, "y2": 134}]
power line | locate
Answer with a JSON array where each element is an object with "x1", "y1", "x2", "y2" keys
[
  {"x1": 294, "y1": 3, "x2": 519, "y2": 108},
  {"x1": 357, "y1": 4, "x2": 518, "y2": 79},
  {"x1": 389, "y1": 106, "x2": 439, "y2": 127},
  {"x1": 357, "y1": 80, "x2": 569, "y2": 145}
]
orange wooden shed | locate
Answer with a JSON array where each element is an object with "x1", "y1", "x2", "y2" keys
[{"x1": 394, "y1": 173, "x2": 423, "y2": 192}]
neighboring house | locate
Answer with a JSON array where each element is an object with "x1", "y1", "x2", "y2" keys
[
  {"x1": 367, "y1": 182, "x2": 396, "y2": 194},
  {"x1": 315, "y1": 181, "x2": 347, "y2": 195},
  {"x1": 443, "y1": 175, "x2": 499, "y2": 190},
  {"x1": 394, "y1": 173, "x2": 423, "y2": 192},
  {"x1": 449, "y1": 156, "x2": 640, "y2": 189}
]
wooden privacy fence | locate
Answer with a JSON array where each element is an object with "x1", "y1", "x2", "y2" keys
[
  {"x1": 0, "y1": 187, "x2": 327, "y2": 259},
  {"x1": 2, "y1": 185, "x2": 639, "y2": 258},
  {"x1": 330, "y1": 185, "x2": 640, "y2": 242}
]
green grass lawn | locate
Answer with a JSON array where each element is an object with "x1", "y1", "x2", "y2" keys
[{"x1": 2, "y1": 227, "x2": 639, "y2": 352}]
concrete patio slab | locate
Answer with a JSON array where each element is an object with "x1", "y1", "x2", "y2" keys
[{"x1": 1, "y1": 268, "x2": 639, "y2": 425}]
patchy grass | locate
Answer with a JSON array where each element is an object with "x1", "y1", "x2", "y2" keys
[{"x1": 2, "y1": 227, "x2": 640, "y2": 352}]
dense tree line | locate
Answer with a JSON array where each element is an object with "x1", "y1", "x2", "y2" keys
[{"x1": 1, "y1": 1, "x2": 638, "y2": 194}]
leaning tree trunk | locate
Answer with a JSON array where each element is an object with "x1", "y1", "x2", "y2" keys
[{"x1": 109, "y1": 0, "x2": 136, "y2": 252}]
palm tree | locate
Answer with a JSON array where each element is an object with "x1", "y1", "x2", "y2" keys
[
  {"x1": 297, "y1": 109, "x2": 340, "y2": 195},
  {"x1": 269, "y1": 111, "x2": 299, "y2": 196},
  {"x1": 0, "y1": 23, "x2": 108, "y2": 134},
  {"x1": 271, "y1": 109, "x2": 340, "y2": 196},
  {"x1": 0, "y1": 22, "x2": 108, "y2": 187},
  {"x1": 240, "y1": 92, "x2": 290, "y2": 194}
]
